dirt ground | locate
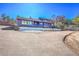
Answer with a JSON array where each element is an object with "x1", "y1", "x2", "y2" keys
[{"x1": 0, "y1": 29, "x2": 77, "y2": 56}]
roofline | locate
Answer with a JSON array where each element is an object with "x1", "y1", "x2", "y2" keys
[{"x1": 17, "y1": 18, "x2": 53, "y2": 24}]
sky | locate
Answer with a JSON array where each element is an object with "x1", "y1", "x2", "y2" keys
[{"x1": 0, "y1": 3, "x2": 79, "y2": 19}]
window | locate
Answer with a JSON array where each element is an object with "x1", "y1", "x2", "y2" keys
[
  {"x1": 22, "y1": 20, "x2": 33, "y2": 25},
  {"x1": 25, "y1": 21, "x2": 28, "y2": 24},
  {"x1": 22, "y1": 21, "x2": 28, "y2": 25},
  {"x1": 28, "y1": 21, "x2": 32, "y2": 25},
  {"x1": 22, "y1": 21, "x2": 25, "y2": 25},
  {"x1": 40, "y1": 23, "x2": 43, "y2": 25}
]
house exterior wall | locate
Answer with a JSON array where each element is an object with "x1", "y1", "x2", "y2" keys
[{"x1": 16, "y1": 18, "x2": 52, "y2": 28}]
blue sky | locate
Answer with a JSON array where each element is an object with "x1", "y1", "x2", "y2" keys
[{"x1": 0, "y1": 3, "x2": 79, "y2": 19}]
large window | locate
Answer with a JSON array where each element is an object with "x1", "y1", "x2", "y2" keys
[
  {"x1": 22, "y1": 21, "x2": 25, "y2": 25},
  {"x1": 22, "y1": 20, "x2": 32, "y2": 25},
  {"x1": 25, "y1": 21, "x2": 28, "y2": 24},
  {"x1": 28, "y1": 21, "x2": 32, "y2": 25}
]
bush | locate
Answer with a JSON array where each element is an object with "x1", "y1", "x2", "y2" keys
[
  {"x1": 14, "y1": 26, "x2": 19, "y2": 31},
  {"x1": 1, "y1": 26, "x2": 19, "y2": 31}
]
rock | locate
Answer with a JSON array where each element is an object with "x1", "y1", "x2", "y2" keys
[{"x1": 64, "y1": 31, "x2": 79, "y2": 55}]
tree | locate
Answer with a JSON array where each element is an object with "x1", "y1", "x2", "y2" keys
[
  {"x1": 38, "y1": 17, "x2": 49, "y2": 20},
  {"x1": 29, "y1": 16, "x2": 32, "y2": 19},
  {"x1": 51, "y1": 14, "x2": 56, "y2": 20},
  {"x1": 10, "y1": 18, "x2": 16, "y2": 25},
  {"x1": 1, "y1": 14, "x2": 6, "y2": 21},
  {"x1": 54, "y1": 15, "x2": 68, "y2": 30},
  {"x1": 72, "y1": 16, "x2": 79, "y2": 25},
  {"x1": 5, "y1": 16, "x2": 11, "y2": 22},
  {"x1": 16, "y1": 15, "x2": 21, "y2": 19}
]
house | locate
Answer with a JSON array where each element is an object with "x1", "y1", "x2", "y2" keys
[
  {"x1": 16, "y1": 18, "x2": 54, "y2": 31},
  {"x1": 16, "y1": 18, "x2": 53, "y2": 28}
]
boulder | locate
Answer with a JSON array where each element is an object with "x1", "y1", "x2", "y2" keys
[{"x1": 64, "y1": 31, "x2": 79, "y2": 55}]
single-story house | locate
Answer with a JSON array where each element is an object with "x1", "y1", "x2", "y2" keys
[{"x1": 16, "y1": 18, "x2": 53, "y2": 28}]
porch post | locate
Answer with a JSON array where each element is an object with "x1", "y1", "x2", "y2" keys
[{"x1": 43, "y1": 22, "x2": 44, "y2": 28}]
